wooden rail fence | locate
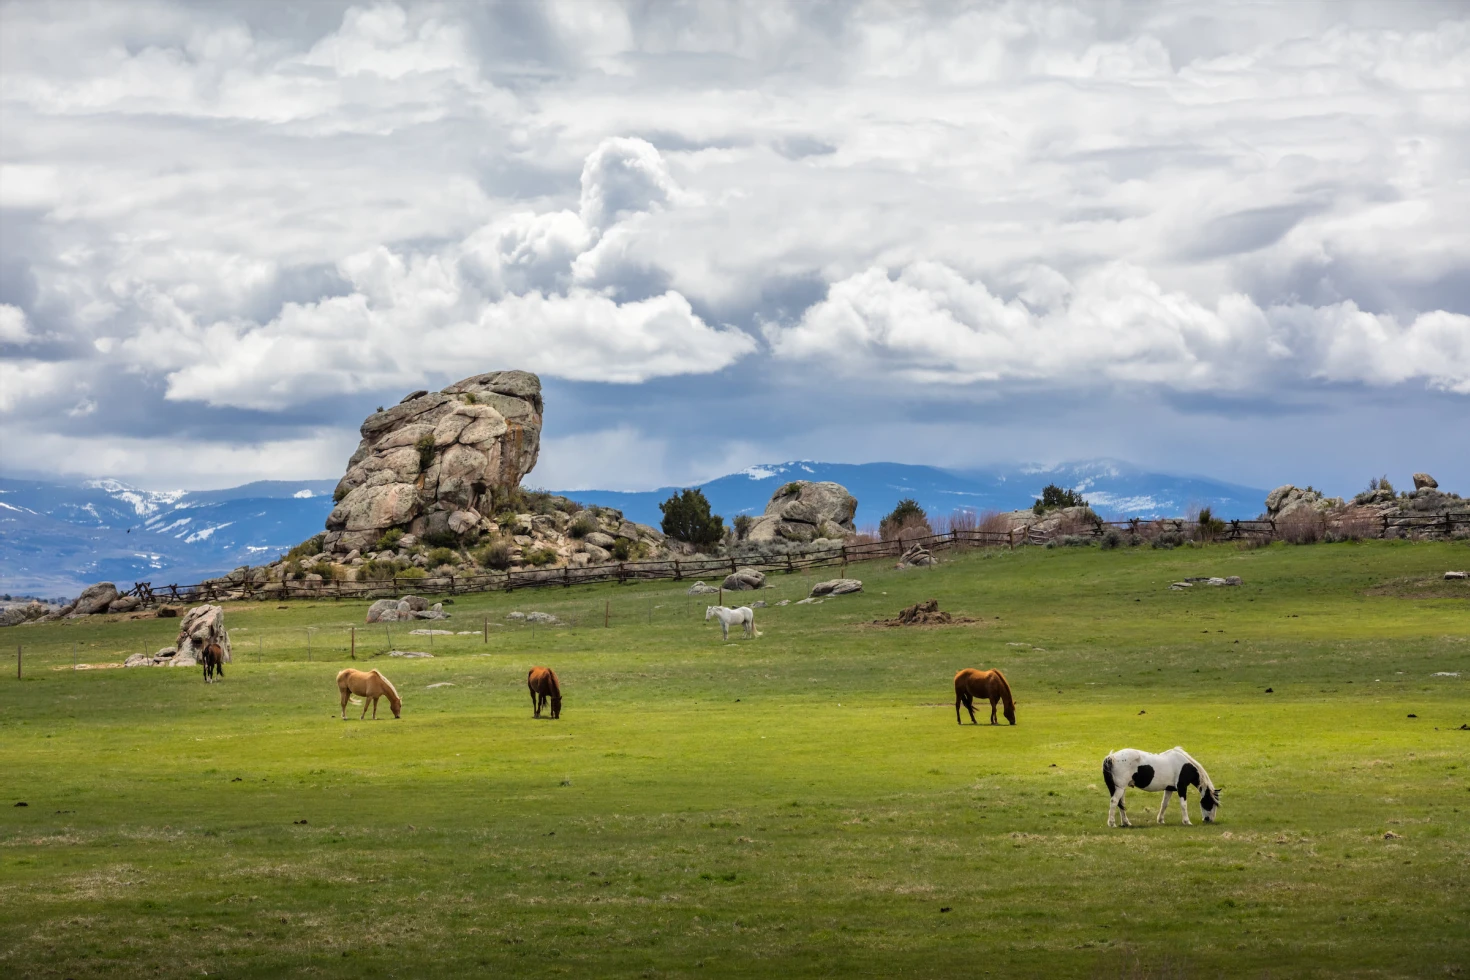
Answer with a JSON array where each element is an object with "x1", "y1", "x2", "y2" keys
[{"x1": 118, "y1": 511, "x2": 1470, "y2": 607}]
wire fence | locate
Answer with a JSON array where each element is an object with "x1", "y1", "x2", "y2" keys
[{"x1": 116, "y1": 510, "x2": 1470, "y2": 608}]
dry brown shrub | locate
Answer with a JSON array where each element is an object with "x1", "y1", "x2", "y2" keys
[
  {"x1": 1332, "y1": 508, "x2": 1380, "y2": 541},
  {"x1": 1053, "y1": 507, "x2": 1101, "y2": 537},
  {"x1": 1277, "y1": 508, "x2": 1325, "y2": 544},
  {"x1": 881, "y1": 514, "x2": 933, "y2": 544}
]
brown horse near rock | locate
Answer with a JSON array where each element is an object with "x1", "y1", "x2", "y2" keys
[
  {"x1": 337, "y1": 668, "x2": 402, "y2": 720},
  {"x1": 954, "y1": 668, "x2": 1016, "y2": 725},
  {"x1": 201, "y1": 643, "x2": 225, "y2": 684},
  {"x1": 527, "y1": 666, "x2": 561, "y2": 719}
]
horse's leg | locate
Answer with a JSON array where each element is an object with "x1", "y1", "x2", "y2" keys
[
  {"x1": 341, "y1": 687, "x2": 349, "y2": 720},
  {"x1": 989, "y1": 696, "x2": 999, "y2": 725},
  {"x1": 530, "y1": 689, "x2": 538, "y2": 717},
  {"x1": 1108, "y1": 788, "x2": 1130, "y2": 827},
  {"x1": 1157, "y1": 789, "x2": 1172, "y2": 824},
  {"x1": 955, "y1": 692, "x2": 963, "y2": 725},
  {"x1": 372, "y1": 696, "x2": 379, "y2": 720},
  {"x1": 721, "y1": 621, "x2": 729, "y2": 641},
  {"x1": 964, "y1": 693, "x2": 978, "y2": 724},
  {"x1": 360, "y1": 694, "x2": 370, "y2": 720},
  {"x1": 1178, "y1": 785, "x2": 1192, "y2": 826}
]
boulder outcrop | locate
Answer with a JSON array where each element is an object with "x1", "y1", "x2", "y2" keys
[
  {"x1": 723, "y1": 568, "x2": 766, "y2": 591},
  {"x1": 1413, "y1": 473, "x2": 1438, "y2": 490},
  {"x1": 810, "y1": 578, "x2": 862, "y2": 597},
  {"x1": 69, "y1": 582, "x2": 119, "y2": 616},
  {"x1": 1264, "y1": 485, "x2": 1343, "y2": 520},
  {"x1": 746, "y1": 481, "x2": 857, "y2": 543},
  {"x1": 175, "y1": 605, "x2": 230, "y2": 666},
  {"x1": 325, "y1": 371, "x2": 543, "y2": 554}
]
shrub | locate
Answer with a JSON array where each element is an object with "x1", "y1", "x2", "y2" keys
[
  {"x1": 1278, "y1": 509, "x2": 1324, "y2": 544},
  {"x1": 463, "y1": 392, "x2": 478, "y2": 404},
  {"x1": 522, "y1": 547, "x2": 559, "y2": 567},
  {"x1": 1101, "y1": 528, "x2": 1124, "y2": 550},
  {"x1": 1195, "y1": 507, "x2": 1226, "y2": 542},
  {"x1": 1058, "y1": 534, "x2": 1094, "y2": 547},
  {"x1": 1151, "y1": 531, "x2": 1184, "y2": 550},
  {"x1": 611, "y1": 538, "x2": 633, "y2": 561},
  {"x1": 733, "y1": 514, "x2": 754, "y2": 540},
  {"x1": 421, "y1": 529, "x2": 459, "y2": 549},
  {"x1": 415, "y1": 434, "x2": 436, "y2": 471},
  {"x1": 476, "y1": 538, "x2": 513, "y2": 570},
  {"x1": 880, "y1": 499, "x2": 930, "y2": 541},
  {"x1": 375, "y1": 528, "x2": 405, "y2": 552},
  {"x1": 396, "y1": 566, "x2": 427, "y2": 580},
  {"x1": 426, "y1": 547, "x2": 459, "y2": 568},
  {"x1": 359, "y1": 558, "x2": 408, "y2": 581},
  {"x1": 1032, "y1": 483, "x2": 1088, "y2": 515},
  {"x1": 569, "y1": 513, "x2": 597, "y2": 539},
  {"x1": 659, "y1": 489, "x2": 725, "y2": 547},
  {"x1": 286, "y1": 534, "x2": 325, "y2": 561}
]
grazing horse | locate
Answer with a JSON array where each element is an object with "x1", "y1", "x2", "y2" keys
[
  {"x1": 705, "y1": 605, "x2": 759, "y2": 640},
  {"x1": 954, "y1": 668, "x2": 1016, "y2": 725},
  {"x1": 528, "y1": 666, "x2": 561, "y2": 719},
  {"x1": 336, "y1": 668, "x2": 401, "y2": 720},
  {"x1": 201, "y1": 642, "x2": 225, "y2": 684},
  {"x1": 1103, "y1": 746, "x2": 1222, "y2": 827}
]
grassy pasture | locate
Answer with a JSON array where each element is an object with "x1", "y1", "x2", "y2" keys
[{"x1": 2, "y1": 540, "x2": 1468, "y2": 978}]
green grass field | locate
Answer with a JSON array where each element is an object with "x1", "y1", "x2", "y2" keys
[{"x1": 3, "y1": 540, "x2": 1468, "y2": 978}]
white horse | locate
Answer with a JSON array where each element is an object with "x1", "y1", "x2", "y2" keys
[
  {"x1": 705, "y1": 605, "x2": 760, "y2": 640},
  {"x1": 1103, "y1": 746, "x2": 1221, "y2": 827}
]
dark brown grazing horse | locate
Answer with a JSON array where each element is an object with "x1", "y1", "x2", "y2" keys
[
  {"x1": 527, "y1": 666, "x2": 562, "y2": 719},
  {"x1": 201, "y1": 643, "x2": 225, "y2": 684},
  {"x1": 954, "y1": 668, "x2": 1016, "y2": 725}
]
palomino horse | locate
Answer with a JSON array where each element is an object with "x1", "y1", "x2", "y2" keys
[
  {"x1": 1103, "y1": 746, "x2": 1222, "y2": 827},
  {"x1": 336, "y1": 668, "x2": 401, "y2": 720},
  {"x1": 953, "y1": 668, "x2": 1016, "y2": 725},
  {"x1": 201, "y1": 642, "x2": 225, "y2": 684},
  {"x1": 705, "y1": 605, "x2": 760, "y2": 640},
  {"x1": 528, "y1": 666, "x2": 561, "y2": 719}
]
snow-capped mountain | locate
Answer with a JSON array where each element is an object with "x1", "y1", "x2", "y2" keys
[
  {"x1": 0, "y1": 460, "x2": 1268, "y2": 597},
  {"x1": 550, "y1": 460, "x2": 1268, "y2": 530},
  {"x1": 0, "y1": 478, "x2": 337, "y2": 596}
]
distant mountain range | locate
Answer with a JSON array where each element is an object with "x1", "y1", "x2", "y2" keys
[
  {"x1": 548, "y1": 459, "x2": 1268, "y2": 531},
  {"x1": 0, "y1": 461, "x2": 1268, "y2": 597}
]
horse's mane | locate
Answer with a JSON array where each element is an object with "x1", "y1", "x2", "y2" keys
[
  {"x1": 1176, "y1": 747, "x2": 1215, "y2": 790},
  {"x1": 372, "y1": 670, "x2": 400, "y2": 701},
  {"x1": 990, "y1": 668, "x2": 1015, "y2": 706}
]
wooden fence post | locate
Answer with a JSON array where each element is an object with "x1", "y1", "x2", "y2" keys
[
  {"x1": 484, "y1": 617, "x2": 488, "y2": 643},
  {"x1": 15, "y1": 645, "x2": 20, "y2": 680},
  {"x1": 604, "y1": 600, "x2": 610, "y2": 629},
  {"x1": 350, "y1": 627, "x2": 356, "y2": 660}
]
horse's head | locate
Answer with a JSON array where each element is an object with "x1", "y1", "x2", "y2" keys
[
  {"x1": 705, "y1": 606, "x2": 716, "y2": 621},
  {"x1": 550, "y1": 693, "x2": 562, "y2": 719},
  {"x1": 1201, "y1": 785, "x2": 1222, "y2": 822},
  {"x1": 1003, "y1": 702, "x2": 1017, "y2": 725},
  {"x1": 389, "y1": 692, "x2": 403, "y2": 719}
]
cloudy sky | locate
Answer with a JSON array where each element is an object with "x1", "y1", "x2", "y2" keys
[{"x1": 2, "y1": 0, "x2": 1466, "y2": 496}]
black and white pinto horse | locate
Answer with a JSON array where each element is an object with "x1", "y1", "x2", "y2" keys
[{"x1": 1102, "y1": 747, "x2": 1221, "y2": 827}]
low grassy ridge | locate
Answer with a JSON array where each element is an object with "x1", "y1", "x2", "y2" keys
[{"x1": 2, "y1": 541, "x2": 1468, "y2": 978}]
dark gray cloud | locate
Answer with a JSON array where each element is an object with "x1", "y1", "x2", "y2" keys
[{"x1": 1, "y1": 0, "x2": 1466, "y2": 494}]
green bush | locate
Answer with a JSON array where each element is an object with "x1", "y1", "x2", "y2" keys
[
  {"x1": 475, "y1": 538, "x2": 513, "y2": 571},
  {"x1": 375, "y1": 528, "x2": 404, "y2": 552},
  {"x1": 359, "y1": 558, "x2": 408, "y2": 582},
  {"x1": 522, "y1": 547, "x2": 559, "y2": 567},
  {"x1": 415, "y1": 434, "x2": 436, "y2": 471},
  {"x1": 426, "y1": 547, "x2": 459, "y2": 568},
  {"x1": 421, "y1": 530, "x2": 459, "y2": 549},
  {"x1": 733, "y1": 514, "x2": 754, "y2": 540},
  {"x1": 611, "y1": 538, "x2": 633, "y2": 561},
  {"x1": 1100, "y1": 528, "x2": 1124, "y2": 550},
  {"x1": 880, "y1": 499, "x2": 929, "y2": 539},
  {"x1": 1032, "y1": 483, "x2": 1088, "y2": 515},
  {"x1": 569, "y1": 514, "x2": 597, "y2": 539},
  {"x1": 286, "y1": 534, "x2": 325, "y2": 561},
  {"x1": 659, "y1": 488, "x2": 725, "y2": 547},
  {"x1": 396, "y1": 566, "x2": 427, "y2": 580},
  {"x1": 1196, "y1": 507, "x2": 1226, "y2": 541}
]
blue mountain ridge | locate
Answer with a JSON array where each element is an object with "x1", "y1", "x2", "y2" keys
[
  {"x1": 0, "y1": 461, "x2": 1267, "y2": 598},
  {"x1": 546, "y1": 459, "x2": 1267, "y2": 531}
]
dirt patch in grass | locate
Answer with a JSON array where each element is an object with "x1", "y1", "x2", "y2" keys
[
  {"x1": 866, "y1": 599, "x2": 982, "y2": 628},
  {"x1": 1364, "y1": 576, "x2": 1470, "y2": 600}
]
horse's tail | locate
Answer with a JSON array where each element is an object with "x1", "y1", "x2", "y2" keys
[{"x1": 1103, "y1": 755, "x2": 1117, "y2": 796}]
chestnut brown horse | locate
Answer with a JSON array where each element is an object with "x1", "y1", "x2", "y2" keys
[
  {"x1": 337, "y1": 668, "x2": 401, "y2": 720},
  {"x1": 528, "y1": 666, "x2": 561, "y2": 719},
  {"x1": 201, "y1": 642, "x2": 225, "y2": 684},
  {"x1": 954, "y1": 668, "x2": 1016, "y2": 725}
]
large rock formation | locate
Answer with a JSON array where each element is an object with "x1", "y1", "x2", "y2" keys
[
  {"x1": 174, "y1": 604, "x2": 230, "y2": 666},
  {"x1": 746, "y1": 481, "x2": 857, "y2": 543},
  {"x1": 1264, "y1": 485, "x2": 1343, "y2": 520},
  {"x1": 324, "y1": 371, "x2": 543, "y2": 554}
]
